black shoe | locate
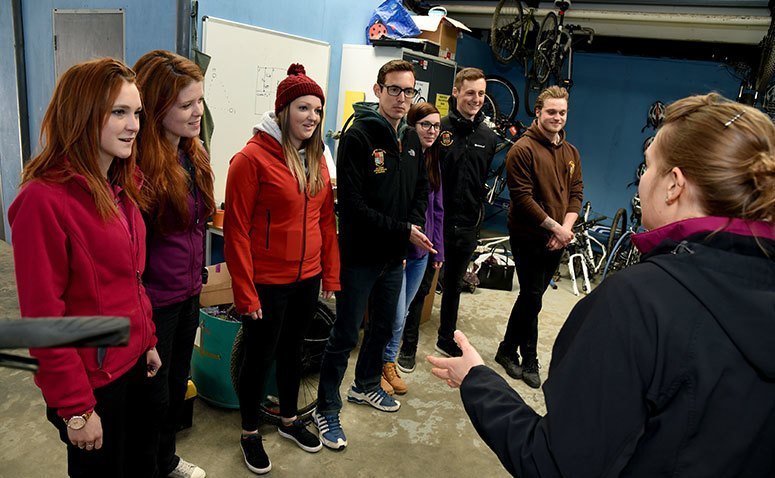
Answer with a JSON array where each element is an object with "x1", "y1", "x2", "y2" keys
[
  {"x1": 522, "y1": 360, "x2": 542, "y2": 389},
  {"x1": 435, "y1": 337, "x2": 462, "y2": 358},
  {"x1": 495, "y1": 350, "x2": 522, "y2": 380},
  {"x1": 397, "y1": 351, "x2": 416, "y2": 373},
  {"x1": 278, "y1": 419, "x2": 322, "y2": 453},
  {"x1": 240, "y1": 433, "x2": 271, "y2": 474}
]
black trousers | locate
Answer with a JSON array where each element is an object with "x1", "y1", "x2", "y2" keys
[
  {"x1": 438, "y1": 226, "x2": 478, "y2": 341},
  {"x1": 501, "y1": 238, "x2": 563, "y2": 362},
  {"x1": 47, "y1": 357, "x2": 160, "y2": 478},
  {"x1": 148, "y1": 294, "x2": 200, "y2": 475},
  {"x1": 238, "y1": 275, "x2": 321, "y2": 430},
  {"x1": 399, "y1": 258, "x2": 437, "y2": 356}
]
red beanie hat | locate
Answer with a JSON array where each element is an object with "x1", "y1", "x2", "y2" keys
[{"x1": 274, "y1": 64, "x2": 325, "y2": 114}]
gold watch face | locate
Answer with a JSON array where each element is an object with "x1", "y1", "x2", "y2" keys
[{"x1": 67, "y1": 415, "x2": 87, "y2": 430}]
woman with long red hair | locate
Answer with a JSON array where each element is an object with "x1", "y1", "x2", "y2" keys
[
  {"x1": 9, "y1": 57, "x2": 161, "y2": 477},
  {"x1": 133, "y1": 50, "x2": 215, "y2": 478}
]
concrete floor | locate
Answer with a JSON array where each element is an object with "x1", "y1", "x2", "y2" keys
[{"x1": 0, "y1": 240, "x2": 585, "y2": 478}]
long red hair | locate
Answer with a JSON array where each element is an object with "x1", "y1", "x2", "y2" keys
[
  {"x1": 133, "y1": 50, "x2": 215, "y2": 232},
  {"x1": 21, "y1": 58, "x2": 145, "y2": 219}
]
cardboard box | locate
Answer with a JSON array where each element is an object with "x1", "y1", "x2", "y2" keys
[
  {"x1": 200, "y1": 262, "x2": 233, "y2": 307},
  {"x1": 412, "y1": 14, "x2": 470, "y2": 60}
]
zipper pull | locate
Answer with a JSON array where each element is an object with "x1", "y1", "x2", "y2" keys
[{"x1": 136, "y1": 270, "x2": 142, "y2": 283}]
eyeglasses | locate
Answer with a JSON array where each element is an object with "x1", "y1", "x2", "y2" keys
[
  {"x1": 379, "y1": 83, "x2": 418, "y2": 98},
  {"x1": 418, "y1": 121, "x2": 441, "y2": 132}
]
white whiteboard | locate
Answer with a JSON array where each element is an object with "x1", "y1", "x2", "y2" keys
[{"x1": 202, "y1": 16, "x2": 331, "y2": 204}]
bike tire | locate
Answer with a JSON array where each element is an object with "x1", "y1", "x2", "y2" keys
[
  {"x1": 606, "y1": 208, "x2": 627, "y2": 260},
  {"x1": 485, "y1": 75, "x2": 520, "y2": 121},
  {"x1": 491, "y1": 0, "x2": 524, "y2": 64},
  {"x1": 533, "y1": 12, "x2": 558, "y2": 85},
  {"x1": 602, "y1": 231, "x2": 632, "y2": 280},
  {"x1": 229, "y1": 299, "x2": 336, "y2": 425}
]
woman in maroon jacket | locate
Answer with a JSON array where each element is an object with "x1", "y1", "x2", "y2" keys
[
  {"x1": 9, "y1": 58, "x2": 161, "y2": 478},
  {"x1": 134, "y1": 50, "x2": 215, "y2": 478},
  {"x1": 224, "y1": 64, "x2": 340, "y2": 474}
]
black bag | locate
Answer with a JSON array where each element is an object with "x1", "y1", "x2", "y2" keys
[{"x1": 477, "y1": 245, "x2": 515, "y2": 291}]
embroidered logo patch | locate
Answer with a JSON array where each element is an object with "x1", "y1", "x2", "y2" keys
[
  {"x1": 568, "y1": 160, "x2": 575, "y2": 176},
  {"x1": 373, "y1": 149, "x2": 387, "y2": 174},
  {"x1": 440, "y1": 131, "x2": 453, "y2": 147},
  {"x1": 408, "y1": 149, "x2": 416, "y2": 157}
]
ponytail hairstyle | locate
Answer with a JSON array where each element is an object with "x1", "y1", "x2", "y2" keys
[
  {"x1": 21, "y1": 58, "x2": 145, "y2": 220},
  {"x1": 656, "y1": 93, "x2": 775, "y2": 222},
  {"x1": 133, "y1": 50, "x2": 215, "y2": 233},
  {"x1": 407, "y1": 101, "x2": 442, "y2": 191}
]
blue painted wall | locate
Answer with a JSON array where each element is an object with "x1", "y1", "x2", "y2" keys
[
  {"x1": 22, "y1": 0, "x2": 177, "y2": 160},
  {"x1": 0, "y1": 0, "x2": 23, "y2": 240},
  {"x1": 195, "y1": 0, "x2": 379, "y2": 151},
  {"x1": 455, "y1": 33, "x2": 739, "y2": 232}
]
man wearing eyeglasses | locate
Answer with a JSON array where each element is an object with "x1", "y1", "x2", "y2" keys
[
  {"x1": 314, "y1": 59, "x2": 433, "y2": 451},
  {"x1": 434, "y1": 67, "x2": 498, "y2": 358}
]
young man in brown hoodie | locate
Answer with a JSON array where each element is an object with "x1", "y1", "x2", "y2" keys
[{"x1": 496, "y1": 85, "x2": 584, "y2": 388}]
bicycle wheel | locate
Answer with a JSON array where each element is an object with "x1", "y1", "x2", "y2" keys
[
  {"x1": 533, "y1": 12, "x2": 558, "y2": 85},
  {"x1": 491, "y1": 0, "x2": 524, "y2": 64},
  {"x1": 485, "y1": 75, "x2": 519, "y2": 122},
  {"x1": 606, "y1": 208, "x2": 627, "y2": 260},
  {"x1": 602, "y1": 231, "x2": 632, "y2": 280},
  {"x1": 229, "y1": 299, "x2": 335, "y2": 425}
]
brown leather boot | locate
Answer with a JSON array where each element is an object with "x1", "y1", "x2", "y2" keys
[
  {"x1": 381, "y1": 375, "x2": 394, "y2": 396},
  {"x1": 382, "y1": 362, "x2": 408, "y2": 395}
]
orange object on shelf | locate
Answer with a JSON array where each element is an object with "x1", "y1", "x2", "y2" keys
[{"x1": 212, "y1": 209, "x2": 224, "y2": 228}]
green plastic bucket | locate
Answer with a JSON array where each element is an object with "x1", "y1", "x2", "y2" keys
[{"x1": 191, "y1": 309, "x2": 240, "y2": 408}]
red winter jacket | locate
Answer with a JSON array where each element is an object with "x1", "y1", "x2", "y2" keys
[
  {"x1": 224, "y1": 131, "x2": 340, "y2": 314},
  {"x1": 9, "y1": 172, "x2": 156, "y2": 419}
]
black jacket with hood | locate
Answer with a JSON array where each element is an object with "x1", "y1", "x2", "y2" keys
[
  {"x1": 337, "y1": 102, "x2": 428, "y2": 265},
  {"x1": 439, "y1": 107, "x2": 498, "y2": 233},
  {"x1": 460, "y1": 221, "x2": 775, "y2": 477}
]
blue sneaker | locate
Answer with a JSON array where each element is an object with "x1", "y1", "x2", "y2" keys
[
  {"x1": 346, "y1": 383, "x2": 401, "y2": 412},
  {"x1": 313, "y1": 410, "x2": 347, "y2": 450}
]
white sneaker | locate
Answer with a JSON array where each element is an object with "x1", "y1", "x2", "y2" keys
[{"x1": 168, "y1": 458, "x2": 206, "y2": 478}]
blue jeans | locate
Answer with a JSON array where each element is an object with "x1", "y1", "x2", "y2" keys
[
  {"x1": 384, "y1": 254, "x2": 428, "y2": 363},
  {"x1": 316, "y1": 260, "x2": 404, "y2": 414}
]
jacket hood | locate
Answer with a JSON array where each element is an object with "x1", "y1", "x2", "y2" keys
[
  {"x1": 352, "y1": 102, "x2": 408, "y2": 138},
  {"x1": 523, "y1": 121, "x2": 566, "y2": 148},
  {"x1": 254, "y1": 111, "x2": 283, "y2": 144},
  {"x1": 645, "y1": 228, "x2": 775, "y2": 379}
]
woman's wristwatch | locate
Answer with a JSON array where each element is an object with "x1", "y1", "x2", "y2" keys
[{"x1": 64, "y1": 411, "x2": 93, "y2": 430}]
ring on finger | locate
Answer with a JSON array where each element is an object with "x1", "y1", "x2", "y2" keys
[{"x1": 85, "y1": 443, "x2": 94, "y2": 449}]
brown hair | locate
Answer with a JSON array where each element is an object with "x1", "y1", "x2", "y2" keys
[
  {"x1": 275, "y1": 102, "x2": 326, "y2": 197},
  {"x1": 453, "y1": 67, "x2": 485, "y2": 89},
  {"x1": 407, "y1": 102, "x2": 441, "y2": 191},
  {"x1": 534, "y1": 85, "x2": 569, "y2": 112},
  {"x1": 133, "y1": 50, "x2": 215, "y2": 233},
  {"x1": 655, "y1": 92, "x2": 775, "y2": 222},
  {"x1": 21, "y1": 58, "x2": 145, "y2": 220},
  {"x1": 377, "y1": 59, "x2": 415, "y2": 85}
]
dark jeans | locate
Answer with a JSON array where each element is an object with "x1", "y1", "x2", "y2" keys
[
  {"x1": 238, "y1": 275, "x2": 321, "y2": 430},
  {"x1": 399, "y1": 258, "x2": 437, "y2": 357},
  {"x1": 317, "y1": 261, "x2": 403, "y2": 414},
  {"x1": 148, "y1": 294, "x2": 199, "y2": 475},
  {"x1": 47, "y1": 357, "x2": 160, "y2": 478},
  {"x1": 438, "y1": 226, "x2": 478, "y2": 341},
  {"x1": 502, "y1": 238, "x2": 563, "y2": 362}
]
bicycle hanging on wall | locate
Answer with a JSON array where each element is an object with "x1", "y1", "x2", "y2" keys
[{"x1": 524, "y1": 0, "x2": 594, "y2": 116}]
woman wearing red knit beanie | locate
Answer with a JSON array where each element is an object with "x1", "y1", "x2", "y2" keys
[{"x1": 224, "y1": 64, "x2": 340, "y2": 474}]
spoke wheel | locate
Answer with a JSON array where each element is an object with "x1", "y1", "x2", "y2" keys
[{"x1": 491, "y1": 0, "x2": 524, "y2": 64}]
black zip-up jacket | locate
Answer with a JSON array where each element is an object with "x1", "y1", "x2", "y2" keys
[
  {"x1": 439, "y1": 107, "x2": 498, "y2": 232},
  {"x1": 460, "y1": 227, "x2": 775, "y2": 477},
  {"x1": 337, "y1": 102, "x2": 428, "y2": 265}
]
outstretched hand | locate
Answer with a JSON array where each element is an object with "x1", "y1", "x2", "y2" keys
[{"x1": 427, "y1": 330, "x2": 484, "y2": 388}]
